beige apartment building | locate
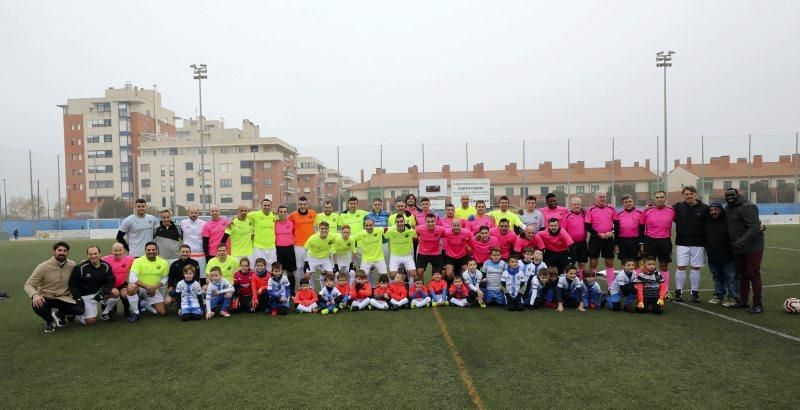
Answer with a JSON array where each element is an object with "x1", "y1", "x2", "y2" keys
[
  {"x1": 59, "y1": 84, "x2": 176, "y2": 218},
  {"x1": 137, "y1": 118, "x2": 300, "y2": 212}
]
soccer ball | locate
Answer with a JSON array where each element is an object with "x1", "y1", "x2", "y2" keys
[{"x1": 784, "y1": 298, "x2": 800, "y2": 314}]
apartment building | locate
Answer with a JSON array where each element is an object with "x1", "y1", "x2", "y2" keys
[{"x1": 296, "y1": 157, "x2": 327, "y2": 208}]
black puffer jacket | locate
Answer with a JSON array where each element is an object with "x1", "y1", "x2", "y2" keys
[
  {"x1": 704, "y1": 210, "x2": 733, "y2": 264},
  {"x1": 725, "y1": 196, "x2": 764, "y2": 255},
  {"x1": 674, "y1": 200, "x2": 709, "y2": 246}
]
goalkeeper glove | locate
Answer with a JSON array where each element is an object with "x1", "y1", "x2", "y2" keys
[
  {"x1": 657, "y1": 299, "x2": 664, "y2": 306},
  {"x1": 637, "y1": 301, "x2": 644, "y2": 309}
]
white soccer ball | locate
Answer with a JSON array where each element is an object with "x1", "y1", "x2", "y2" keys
[{"x1": 784, "y1": 298, "x2": 800, "y2": 314}]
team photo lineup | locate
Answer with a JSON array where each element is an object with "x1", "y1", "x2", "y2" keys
[{"x1": 25, "y1": 184, "x2": 767, "y2": 333}]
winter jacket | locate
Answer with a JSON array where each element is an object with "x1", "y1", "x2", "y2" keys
[
  {"x1": 725, "y1": 196, "x2": 764, "y2": 254},
  {"x1": 704, "y1": 212, "x2": 734, "y2": 264},
  {"x1": 673, "y1": 200, "x2": 709, "y2": 246}
]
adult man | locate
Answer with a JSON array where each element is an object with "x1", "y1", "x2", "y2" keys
[
  {"x1": 249, "y1": 199, "x2": 278, "y2": 267},
  {"x1": 117, "y1": 198, "x2": 158, "y2": 257},
  {"x1": 384, "y1": 214, "x2": 418, "y2": 282},
  {"x1": 513, "y1": 224, "x2": 545, "y2": 257},
  {"x1": 205, "y1": 243, "x2": 239, "y2": 285},
  {"x1": 202, "y1": 205, "x2": 228, "y2": 262},
  {"x1": 68, "y1": 245, "x2": 115, "y2": 325},
  {"x1": 468, "y1": 200, "x2": 495, "y2": 231},
  {"x1": 101, "y1": 242, "x2": 134, "y2": 320},
  {"x1": 165, "y1": 244, "x2": 201, "y2": 307},
  {"x1": 490, "y1": 219, "x2": 518, "y2": 260},
  {"x1": 724, "y1": 188, "x2": 765, "y2": 314},
  {"x1": 24, "y1": 241, "x2": 79, "y2": 333},
  {"x1": 673, "y1": 186, "x2": 709, "y2": 303},
  {"x1": 488, "y1": 196, "x2": 523, "y2": 232},
  {"x1": 539, "y1": 193, "x2": 569, "y2": 228},
  {"x1": 705, "y1": 202, "x2": 738, "y2": 307},
  {"x1": 339, "y1": 196, "x2": 368, "y2": 236},
  {"x1": 289, "y1": 196, "x2": 318, "y2": 280},
  {"x1": 563, "y1": 197, "x2": 588, "y2": 276},
  {"x1": 641, "y1": 190, "x2": 675, "y2": 293},
  {"x1": 415, "y1": 214, "x2": 446, "y2": 280},
  {"x1": 614, "y1": 195, "x2": 644, "y2": 269},
  {"x1": 180, "y1": 206, "x2": 207, "y2": 281},
  {"x1": 539, "y1": 219, "x2": 575, "y2": 275},
  {"x1": 304, "y1": 221, "x2": 335, "y2": 289},
  {"x1": 314, "y1": 200, "x2": 339, "y2": 232},
  {"x1": 414, "y1": 197, "x2": 439, "y2": 226},
  {"x1": 226, "y1": 204, "x2": 254, "y2": 262},
  {"x1": 275, "y1": 205, "x2": 297, "y2": 274},
  {"x1": 440, "y1": 203, "x2": 467, "y2": 230},
  {"x1": 154, "y1": 209, "x2": 182, "y2": 264},
  {"x1": 353, "y1": 218, "x2": 387, "y2": 284},
  {"x1": 520, "y1": 195, "x2": 545, "y2": 231},
  {"x1": 585, "y1": 191, "x2": 617, "y2": 282},
  {"x1": 443, "y1": 219, "x2": 472, "y2": 286},
  {"x1": 127, "y1": 242, "x2": 169, "y2": 321},
  {"x1": 388, "y1": 199, "x2": 416, "y2": 228},
  {"x1": 454, "y1": 194, "x2": 477, "y2": 220}
]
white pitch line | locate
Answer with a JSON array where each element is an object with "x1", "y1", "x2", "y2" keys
[
  {"x1": 766, "y1": 246, "x2": 800, "y2": 252},
  {"x1": 675, "y1": 302, "x2": 800, "y2": 343},
  {"x1": 698, "y1": 282, "x2": 800, "y2": 292}
]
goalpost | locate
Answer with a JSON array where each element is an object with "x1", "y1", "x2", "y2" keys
[{"x1": 86, "y1": 218, "x2": 122, "y2": 239}]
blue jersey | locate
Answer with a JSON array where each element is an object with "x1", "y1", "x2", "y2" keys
[{"x1": 482, "y1": 260, "x2": 508, "y2": 291}]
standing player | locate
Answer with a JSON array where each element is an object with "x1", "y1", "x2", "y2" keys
[
  {"x1": 454, "y1": 194, "x2": 477, "y2": 220},
  {"x1": 415, "y1": 214, "x2": 446, "y2": 280},
  {"x1": 471, "y1": 226, "x2": 500, "y2": 267},
  {"x1": 226, "y1": 204, "x2": 254, "y2": 262},
  {"x1": 366, "y1": 197, "x2": 391, "y2": 268},
  {"x1": 440, "y1": 204, "x2": 467, "y2": 230},
  {"x1": 331, "y1": 225, "x2": 356, "y2": 283},
  {"x1": 520, "y1": 195, "x2": 545, "y2": 231},
  {"x1": 540, "y1": 193, "x2": 569, "y2": 227},
  {"x1": 154, "y1": 209, "x2": 182, "y2": 264},
  {"x1": 489, "y1": 196, "x2": 523, "y2": 232},
  {"x1": 388, "y1": 199, "x2": 416, "y2": 228},
  {"x1": 468, "y1": 200, "x2": 495, "y2": 232},
  {"x1": 304, "y1": 221, "x2": 335, "y2": 289},
  {"x1": 116, "y1": 198, "x2": 158, "y2": 257},
  {"x1": 289, "y1": 196, "x2": 318, "y2": 282},
  {"x1": 340, "y1": 196, "x2": 368, "y2": 267},
  {"x1": 202, "y1": 205, "x2": 228, "y2": 262},
  {"x1": 585, "y1": 191, "x2": 617, "y2": 283},
  {"x1": 180, "y1": 206, "x2": 207, "y2": 282},
  {"x1": 641, "y1": 191, "x2": 675, "y2": 297},
  {"x1": 414, "y1": 197, "x2": 439, "y2": 226},
  {"x1": 275, "y1": 205, "x2": 297, "y2": 276},
  {"x1": 443, "y1": 219, "x2": 473, "y2": 286},
  {"x1": 315, "y1": 200, "x2": 339, "y2": 232},
  {"x1": 615, "y1": 195, "x2": 644, "y2": 270},
  {"x1": 353, "y1": 218, "x2": 387, "y2": 284},
  {"x1": 672, "y1": 186, "x2": 709, "y2": 303},
  {"x1": 126, "y1": 242, "x2": 169, "y2": 321},
  {"x1": 384, "y1": 214, "x2": 418, "y2": 283},
  {"x1": 101, "y1": 242, "x2": 135, "y2": 320},
  {"x1": 249, "y1": 199, "x2": 278, "y2": 269}
]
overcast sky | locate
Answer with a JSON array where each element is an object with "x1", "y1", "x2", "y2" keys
[{"x1": 0, "y1": 0, "x2": 798, "y2": 205}]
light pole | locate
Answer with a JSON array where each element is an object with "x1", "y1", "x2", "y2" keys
[
  {"x1": 191, "y1": 63, "x2": 208, "y2": 215},
  {"x1": 656, "y1": 50, "x2": 675, "y2": 193}
]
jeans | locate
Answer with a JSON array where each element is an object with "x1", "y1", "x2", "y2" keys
[{"x1": 708, "y1": 260, "x2": 738, "y2": 300}]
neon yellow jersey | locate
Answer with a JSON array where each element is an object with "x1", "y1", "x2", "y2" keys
[
  {"x1": 388, "y1": 212, "x2": 417, "y2": 228},
  {"x1": 205, "y1": 256, "x2": 239, "y2": 284},
  {"x1": 314, "y1": 212, "x2": 339, "y2": 232},
  {"x1": 383, "y1": 226, "x2": 417, "y2": 256},
  {"x1": 131, "y1": 256, "x2": 169, "y2": 287},
  {"x1": 354, "y1": 229, "x2": 385, "y2": 262},
  {"x1": 339, "y1": 210, "x2": 368, "y2": 235},
  {"x1": 488, "y1": 210, "x2": 523, "y2": 229},
  {"x1": 247, "y1": 211, "x2": 277, "y2": 249},
  {"x1": 304, "y1": 233, "x2": 335, "y2": 259},
  {"x1": 331, "y1": 233, "x2": 356, "y2": 256},
  {"x1": 224, "y1": 217, "x2": 253, "y2": 257},
  {"x1": 454, "y1": 206, "x2": 477, "y2": 220}
]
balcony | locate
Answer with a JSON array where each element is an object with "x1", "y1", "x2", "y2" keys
[{"x1": 283, "y1": 170, "x2": 294, "y2": 179}]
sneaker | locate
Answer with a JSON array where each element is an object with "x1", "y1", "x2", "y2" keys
[
  {"x1": 221, "y1": 310, "x2": 231, "y2": 318},
  {"x1": 479, "y1": 301, "x2": 486, "y2": 308},
  {"x1": 296, "y1": 309, "x2": 303, "y2": 314},
  {"x1": 44, "y1": 322, "x2": 56, "y2": 333},
  {"x1": 431, "y1": 301, "x2": 438, "y2": 307},
  {"x1": 749, "y1": 304, "x2": 763, "y2": 314},
  {"x1": 411, "y1": 303, "x2": 418, "y2": 309},
  {"x1": 674, "y1": 289, "x2": 684, "y2": 302},
  {"x1": 596, "y1": 271, "x2": 606, "y2": 277},
  {"x1": 733, "y1": 301, "x2": 750, "y2": 309},
  {"x1": 708, "y1": 296, "x2": 721, "y2": 304},
  {"x1": 690, "y1": 291, "x2": 701, "y2": 303},
  {"x1": 351, "y1": 306, "x2": 360, "y2": 312},
  {"x1": 127, "y1": 312, "x2": 140, "y2": 322},
  {"x1": 100, "y1": 313, "x2": 113, "y2": 322},
  {"x1": 332, "y1": 308, "x2": 339, "y2": 314},
  {"x1": 722, "y1": 298, "x2": 738, "y2": 308},
  {"x1": 271, "y1": 309, "x2": 278, "y2": 317},
  {"x1": 321, "y1": 308, "x2": 330, "y2": 315},
  {"x1": 51, "y1": 312, "x2": 65, "y2": 327},
  {"x1": 444, "y1": 301, "x2": 450, "y2": 306}
]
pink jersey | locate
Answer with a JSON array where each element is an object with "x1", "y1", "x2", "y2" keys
[
  {"x1": 585, "y1": 205, "x2": 616, "y2": 234},
  {"x1": 415, "y1": 225, "x2": 446, "y2": 255},
  {"x1": 540, "y1": 206, "x2": 569, "y2": 225},
  {"x1": 443, "y1": 229, "x2": 473, "y2": 259},
  {"x1": 642, "y1": 206, "x2": 675, "y2": 239},
  {"x1": 101, "y1": 255, "x2": 134, "y2": 287},
  {"x1": 440, "y1": 217, "x2": 468, "y2": 230},
  {"x1": 467, "y1": 214, "x2": 495, "y2": 232},
  {"x1": 563, "y1": 210, "x2": 587, "y2": 242},
  {"x1": 414, "y1": 209, "x2": 438, "y2": 226},
  {"x1": 471, "y1": 236, "x2": 500, "y2": 264},
  {"x1": 617, "y1": 208, "x2": 643, "y2": 238},
  {"x1": 202, "y1": 217, "x2": 229, "y2": 256},
  {"x1": 539, "y1": 229, "x2": 574, "y2": 252},
  {"x1": 514, "y1": 234, "x2": 545, "y2": 253},
  {"x1": 489, "y1": 228, "x2": 517, "y2": 259},
  {"x1": 275, "y1": 219, "x2": 295, "y2": 247}
]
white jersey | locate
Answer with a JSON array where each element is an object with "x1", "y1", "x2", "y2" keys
[
  {"x1": 557, "y1": 274, "x2": 584, "y2": 293},
  {"x1": 501, "y1": 268, "x2": 525, "y2": 297},
  {"x1": 608, "y1": 270, "x2": 637, "y2": 296},
  {"x1": 481, "y1": 260, "x2": 508, "y2": 291},
  {"x1": 180, "y1": 217, "x2": 207, "y2": 254},
  {"x1": 584, "y1": 279, "x2": 601, "y2": 295},
  {"x1": 462, "y1": 269, "x2": 484, "y2": 292},
  {"x1": 528, "y1": 275, "x2": 547, "y2": 302},
  {"x1": 175, "y1": 280, "x2": 203, "y2": 310},
  {"x1": 520, "y1": 210, "x2": 545, "y2": 231},
  {"x1": 119, "y1": 214, "x2": 158, "y2": 257},
  {"x1": 318, "y1": 286, "x2": 342, "y2": 305},
  {"x1": 206, "y1": 278, "x2": 234, "y2": 299},
  {"x1": 523, "y1": 261, "x2": 547, "y2": 283}
]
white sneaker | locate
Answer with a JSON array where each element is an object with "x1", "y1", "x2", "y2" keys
[{"x1": 708, "y1": 296, "x2": 721, "y2": 304}]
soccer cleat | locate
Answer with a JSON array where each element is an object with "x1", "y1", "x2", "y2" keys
[
  {"x1": 44, "y1": 322, "x2": 56, "y2": 333},
  {"x1": 479, "y1": 301, "x2": 486, "y2": 308},
  {"x1": 708, "y1": 296, "x2": 721, "y2": 304},
  {"x1": 221, "y1": 310, "x2": 231, "y2": 318},
  {"x1": 332, "y1": 308, "x2": 339, "y2": 314},
  {"x1": 51, "y1": 312, "x2": 65, "y2": 327},
  {"x1": 673, "y1": 289, "x2": 684, "y2": 302},
  {"x1": 444, "y1": 301, "x2": 450, "y2": 306},
  {"x1": 321, "y1": 308, "x2": 330, "y2": 315},
  {"x1": 100, "y1": 313, "x2": 113, "y2": 322},
  {"x1": 411, "y1": 303, "x2": 418, "y2": 309},
  {"x1": 690, "y1": 291, "x2": 701, "y2": 303},
  {"x1": 749, "y1": 304, "x2": 763, "y2": 314},
  {"x1": 431, "y1": 301, "x2": 438, "y2": 307},
  {"x1": 127, "y1": 312, "x2": 140, "y2": 322}
]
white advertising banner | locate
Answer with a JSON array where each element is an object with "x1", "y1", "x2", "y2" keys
[
  {"x1": 418, "y1": 179, "x2": 448, "y2": 198},
  {"x1": 451, "y1": 179, "x2": 491, "y2": 206}
]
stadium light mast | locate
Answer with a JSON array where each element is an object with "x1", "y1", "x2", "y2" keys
[
  {"x1": 191, "y1": 64, "x2": 208, "y2": 215},
  {"x1": 656, "y1": 50, "x2": 675, "y2": 193}
]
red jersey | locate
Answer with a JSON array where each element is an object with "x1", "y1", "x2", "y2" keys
[
  {"x1": 449, "y1": 283, "x2": 470, "y2": 299},
  {"x1": 293, "y1": 288, "x2": 317, "y2": 306},
  {"x1": 539, "y1": 229, "x2": 574, "y2": 252},
  {"x1": 335, "y1": 283, "x2": 351, "y2": 298},
  {"x1": 471, "y1": 236, "x2": 500, "y2": 264},
  {"x1": 388, "y1": 282, "x2": 407, "y2": 300},
  {"x1": 415, "y1": 225, "x2": 446, "y2": 256},
  {"x1": 251, "y1": 272, "x2": 270, "y2": 296},
  {"x1": 234, "y1": 270, "x2": 255, "y2": 297},
  {"x1": 489, "y1": 228, "x2": 517, "y2": 259},
  {"x1": 514, "y1": 234, "x2": 545, "y2": 253},
  {"x1": 428, "y1": 279, "x2": 448, "y2": 295},
  {"x1": 408, "y1": 284, "x2": 429, "y2": 299},
  {"x1": 350, "y1": 282, "x2": 373, "y2": 300},
  {"x1": 444, "y1": 229, "x2": 473, "y2": 259},
  {"x1": 563, "y1": 210, "x2": 587, "y2": 242},
  {"x1": 373, "y1": 284, "x2": 390, "y2": 300}
]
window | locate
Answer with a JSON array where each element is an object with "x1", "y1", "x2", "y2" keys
[
  {"x1": 723, "y1": 181, "x2": 733, "y2": 189},
  {"x1": 263, "y1": 178, "x2": 272, "y2": 186},
  {"x1": 87, "y1": 150, "x2": 112, "y2": 159},
  {"x1": 263, "y1": 163, "x2": 272, "y2": 171},
  {"x1": 703, "y1": 181, "x2": 712, "y2": 191},
  {"x1": 185, "y1": 162, "x2": 193, "y2": 171},
  {"x1": 241, "y1": 176, "x2": 252, "y2": 184},
  {"x1": 556, "y1": 186, "x2": 565, "y2": 192},
  {"x1": 238, "y1": 147, "x2": 247, "y2": 153},
  {"x1": 540, "y1": 187, "x2": 548, "y2": 195},
  {"x1": 240, "y1": 160, "x2": 251, "y2": 168},
  {"x1": 87, "y1": 119, "x2": 112, "y2": 128},
  {"x1": 88, "y1": 165, "x2": 113, "y2": 173},
  {"x1": 169, "y1": 148, "x2": 178, "y2": 155},
  {"x1": 250, "y1": 145, "x2": 258, "y2": 153},
  {"x1": 186, "y1": 193, "x2": 195, "y2": 202},
  {"x1": 88, "y1": 180, "x2": 114, "y2": 189},
  {"x1": 401, "y1": 190, "x2": 409, "y2": 196},
  {"x1": 103, "y1": 135, "x2": 113, "y2": 143},
  {"x1": 220, "y1": 178, "x2": 233, "y2": 188},
  {"x1": 304, "y1": 175, "x2": 311, "y2": 182},
  {"x1": 71, "y1": 168, "x2": 82, "y2": 176},
  {"x1": 220, "y1": 194, "x2": 233, "y2": 204},
  {"x1": 390, "y1": 190, "x2": 395, "y2": 199},
  {"x1": 186, "y1": 178, "x2": 194, "y2": 186},
  {"x1": 220, "y1": 163, "x2": 231, "y2": 172},
  {"x1": 141, "y1": 194, "x2": 151, "y2": 202},
  {"x1": 777, "y1": 179, "x2": 786, "y2": 187},
  {"x1": 118, "y1": 102, "x2": 128, "y2": 116},
  {"x1": 140, "y1": 164, "x2": 150, "y2": 172},
  {"x1": 141, "y1": 179, "x2": 151, "y2": 188},
  {"x1": 503, "y1": 187, "x2": 513, "y2": 196},
  {"x1": 241, "y1": 192, "x2": 253, "y2": 201},
  {"x1": 220, "y1": 148, "x2": 230, "y2": 154},
  {"x1": 739, "y1": 181, "x2": 748, "y2": 191},
  {"x1": 96, "y1": 102, "x2": 111, "y2": 112},
  {"x1": 160, "y1": 168, "x2": 165, "y2": 177},
  {"x1": 759, "y1": 179, "x2": 769, "y2": 188},
  {"x1": 576, "y1": 185, "x2": 585, "y2": 194},
  {"x1": 591, "y1": 185, "x2": 600, "y2": 193},
  {"x1": 71, "y1": 154, "x2": 79, "y2": 161},
  {"x1": 87, "y1": 136, "x2": 100, "y2": 144}
]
